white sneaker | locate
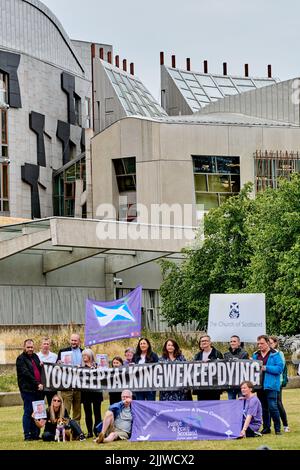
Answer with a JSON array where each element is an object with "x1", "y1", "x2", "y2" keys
[{"x1": 284, "y1": 426, "x2": 290, "y2": 432}]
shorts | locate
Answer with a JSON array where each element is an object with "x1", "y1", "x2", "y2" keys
[{"x1": 106, "y1": 422, "x2": 130, "y2": 440}]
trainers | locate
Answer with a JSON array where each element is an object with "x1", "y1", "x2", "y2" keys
[
  {"x1": 284, "y1": 426, "x2": 290, "y2": 433},
  {"x1": 254, "y1": 431, "x2": 262, "y2": 437},
  {"x1": 95, "y1": 432, "x2": 104, "y2": 444},
  {"x1": 79, "y1": 434, "x2": 86, "y2": 441}
]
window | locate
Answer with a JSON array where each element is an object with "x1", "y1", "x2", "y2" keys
[
  {"x1": 193, "y1": 156, "x2": 240, "y2": 211},
  {"x1": 0, "y1": 163, "x2": 9, "y2": 213},
  {"x1": 74, "y1": 94, "x2": 82, "y2": 126},
  {"x1": 53, "y1": 155, "x2": 86, "y2": 217},
  {"x1": 0, "y1": 72, "x2": 8, "y2": 105},
  {"x1": 85, "y1": 97, "x2": 91, "y2": 128},
  {"x1": 113, "y1": 157, "x2": 137, "y2": 222},
  {"x1": 255, "y1": 151, "x2": 300, "y2": 191}
]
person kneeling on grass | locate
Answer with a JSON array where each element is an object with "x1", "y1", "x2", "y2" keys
[
  {"x1": 95, "y1": 390, "x2": 133, "y2": 443},
  {"x1": 239, "y1": 381, "x2": 263, "y2": 438},
  {"x1": 32, "y1": 394, "x2": 86, "y2": 442}
]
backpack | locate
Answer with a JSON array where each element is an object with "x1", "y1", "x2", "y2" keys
[{"x1": 282, "y1": 363, "x2": 289, "y2": 388}]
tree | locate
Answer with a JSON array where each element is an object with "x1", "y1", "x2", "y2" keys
[
  {"x1": 245, "y1": 174, "x2": 300, "y2": 333},
  {"x1": 160, "y1": 175, "x2": 300, "y2": 334},
  {"x1": 160, "y1": 184, "x2": 253, "y2": 328}
]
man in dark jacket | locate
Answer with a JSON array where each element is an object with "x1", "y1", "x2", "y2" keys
[
  {"x1": 16, "y1": 339, "x2": 44, "y2": 441},
  {"x1": 57, "y1": 333, "x2": 83, "y2": 424},
  {"x1": 194, "y1": 335, "x2": 223, "y2": 401},
  {"x1": 224, "y1": 335, "x2": 249, "y2": 399}
]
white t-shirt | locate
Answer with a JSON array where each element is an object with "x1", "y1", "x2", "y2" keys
[
  {"x1": 138, "y1": 354, "x2": 146, "y2": 364},
  {"x1": 202, "y1": 350, "x2": 211, "y2": 362},
  {"x1": 37, "y1": 351, "x2": 58, "y2": 363}
]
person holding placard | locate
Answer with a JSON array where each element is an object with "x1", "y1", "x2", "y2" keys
[
  {"x1": 16, "y1": 339, "x2": 44, "y2": 441},
  {"x1": 57, "y1": 333, "x2": 83, "y2": 424}
]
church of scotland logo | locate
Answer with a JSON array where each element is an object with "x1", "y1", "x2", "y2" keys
[{"x1": 229, "y1": 302, "x2": 240, "y2": 319}]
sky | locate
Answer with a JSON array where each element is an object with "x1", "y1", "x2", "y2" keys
[{"x1": 42, "y1": 0, "x2": 300, "y2": 102}]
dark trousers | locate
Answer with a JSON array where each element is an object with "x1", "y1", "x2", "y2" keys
[
  {"x1": 257, "y1": 389, "x2": 281, "y2": 433},
  {"x1": 44, "y1": 391, "x2": 55, "y2": 407},
  {"x1": 277, "y1": 388, "x2": 288, "y2": 427},
  {"x1": 21, "y1": 391, "x2": 44, "y2": 439},
  {"x1": 135, "y1": 391, "x2": 156, "y2": 401},
  {"x1": 82, "y1": 393, "x2": 102, "y2": 436}
]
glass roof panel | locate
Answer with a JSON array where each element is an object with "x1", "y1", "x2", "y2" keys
[
  {"x1": 104, "y1": 62, "x2": 167, "y2": 118},
  {"x1": 214, "y1": 77, "x2": 234, "y2": 86},
  {"x1": 232, "y1": 78, "x2": 254, "y2": 86},
  {"x1": 195, "y1": 75, "x2": 215, "y2": 86},
  {"x1": 219, "y1": 86, "x2": 239, "y2": 96},
  {"x1": 253, "y1": 79, "x2": 276, "y2": 88}
]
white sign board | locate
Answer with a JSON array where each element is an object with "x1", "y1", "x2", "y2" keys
[{"x1": 208, "y1": 293, "x2": 266, "y2": 342}]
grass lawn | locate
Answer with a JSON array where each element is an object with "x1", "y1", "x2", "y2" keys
[{"x1": 0, "y1": 389, "x2": 298, "y2": 451}]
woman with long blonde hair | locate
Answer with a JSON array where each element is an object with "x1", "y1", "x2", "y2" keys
[{"x1": 33, "y1": 394, "x2": 86, "y2": 441}]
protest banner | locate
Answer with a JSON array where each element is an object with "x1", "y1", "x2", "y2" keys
[
  {"x1": 131, "y1": 400, "x2": 244, "y2": 441},
  {"x1": 42, "y1": 360, "x2": 262, "y2": 392},
  {"x1": 85, "y1": 285, "x2": 142, "y2": 345}
]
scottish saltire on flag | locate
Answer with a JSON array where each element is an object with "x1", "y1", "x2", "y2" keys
[{"x1": 85, "y1": 286, "x2": 142, "y2": 345}]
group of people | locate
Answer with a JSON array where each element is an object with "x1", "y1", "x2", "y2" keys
[{"x1": 16, "y1": 332, "x2": 290, "y2": 443}]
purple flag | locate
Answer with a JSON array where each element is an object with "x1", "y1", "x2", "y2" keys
[
  {"x1": 131, "y1": 400, "x2": 243, "y2": 441},
  {"x1": 85, "y1": 286, "x2": 142, "y2": 346}
]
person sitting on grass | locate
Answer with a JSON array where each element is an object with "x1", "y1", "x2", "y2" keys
[
  {"x1": 95, "y1": 390, "x2": 133, "y2": 444},
  {"x1": 239, "y1": 381, "x2": 262, "y2": 438},
  {"x1": 32, "y1": 394, "x2": 86, "y2": 442}
]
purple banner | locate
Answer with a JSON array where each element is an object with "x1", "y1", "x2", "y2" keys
[
  {"x1": 131, "y1": 400, "x2": 243, "y2": 441},
  {"x1": 85, "y1": 286, "x2": 142, "y2": 345}
]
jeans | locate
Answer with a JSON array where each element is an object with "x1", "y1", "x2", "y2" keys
[
  {"x1": 21, "y1": 391, "x2": 44, "y2": 439},
  {"x1": 227, "y1": 388, "x2": 242, "y2": 400},
  {"x1": 257, "y1": 389, "x2": 281, "y2": 433},
  {"x1": 135, "y1": 391, "x2": 156, "y2": 401}
]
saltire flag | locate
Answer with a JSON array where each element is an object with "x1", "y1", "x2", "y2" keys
[{"x1": 85, "y1": 285, "x2": 142, "y2": 345}]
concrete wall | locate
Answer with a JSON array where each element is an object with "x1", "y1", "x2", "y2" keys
[
  {"x1": 0, "y1": 252, "x2": 106, "y2": 324},
  {"x1": 92, "y1": 116, "x2": 300, "y2": 226}
]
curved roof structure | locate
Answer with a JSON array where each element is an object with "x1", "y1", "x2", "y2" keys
[{"x1": 0, "y1": 0, "x2": 85, "y2": 76}]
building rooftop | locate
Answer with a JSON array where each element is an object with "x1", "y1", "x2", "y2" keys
[
  {"x1": 164, "y1": 66, "x2": 278, "y2": 112},
  {"x1": 102, "y1": 60, "x2": 168, "y2": 119}
]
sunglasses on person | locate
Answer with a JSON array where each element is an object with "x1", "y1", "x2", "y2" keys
[{"x1": 53, "y1": 399, "x2": 61, "y2": 402}]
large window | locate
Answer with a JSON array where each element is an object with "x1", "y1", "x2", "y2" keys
[
  {"x1": 0, "y1": 163, "x2": 9, "y2": 213},
  {"x1": 255, "y1": 151, "x2": 300, "y2": 191},
  {"x1": 193, "y1": 155, "x2": 240, "y2": 211},
  {"x1": 0, "y1": 76, "x2": 9, "y2": 214},
  {"x1": 53, "y1": 154, "x2": 86, "y2": 217},
  {"x1": 113, "y1": 157, "x2": 137, "y2": 222},
  {"x1": 0, "y1": 72, "x2": 8, "y2": 105}
]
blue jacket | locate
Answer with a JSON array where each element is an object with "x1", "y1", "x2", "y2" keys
[
  {"x1": 252, "y1": 349, "x2": 284, "y2": 392},
  {"x1": 95, "y1": 401, "x2": 130, "y2": 433}
]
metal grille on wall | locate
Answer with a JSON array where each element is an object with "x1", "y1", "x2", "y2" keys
[
  {"x1": 117, "y1": 288, "x2": 198, "y2": 333},
  {"x1": 255, "y1": 150, "x2": 300, "y2": 192}
]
